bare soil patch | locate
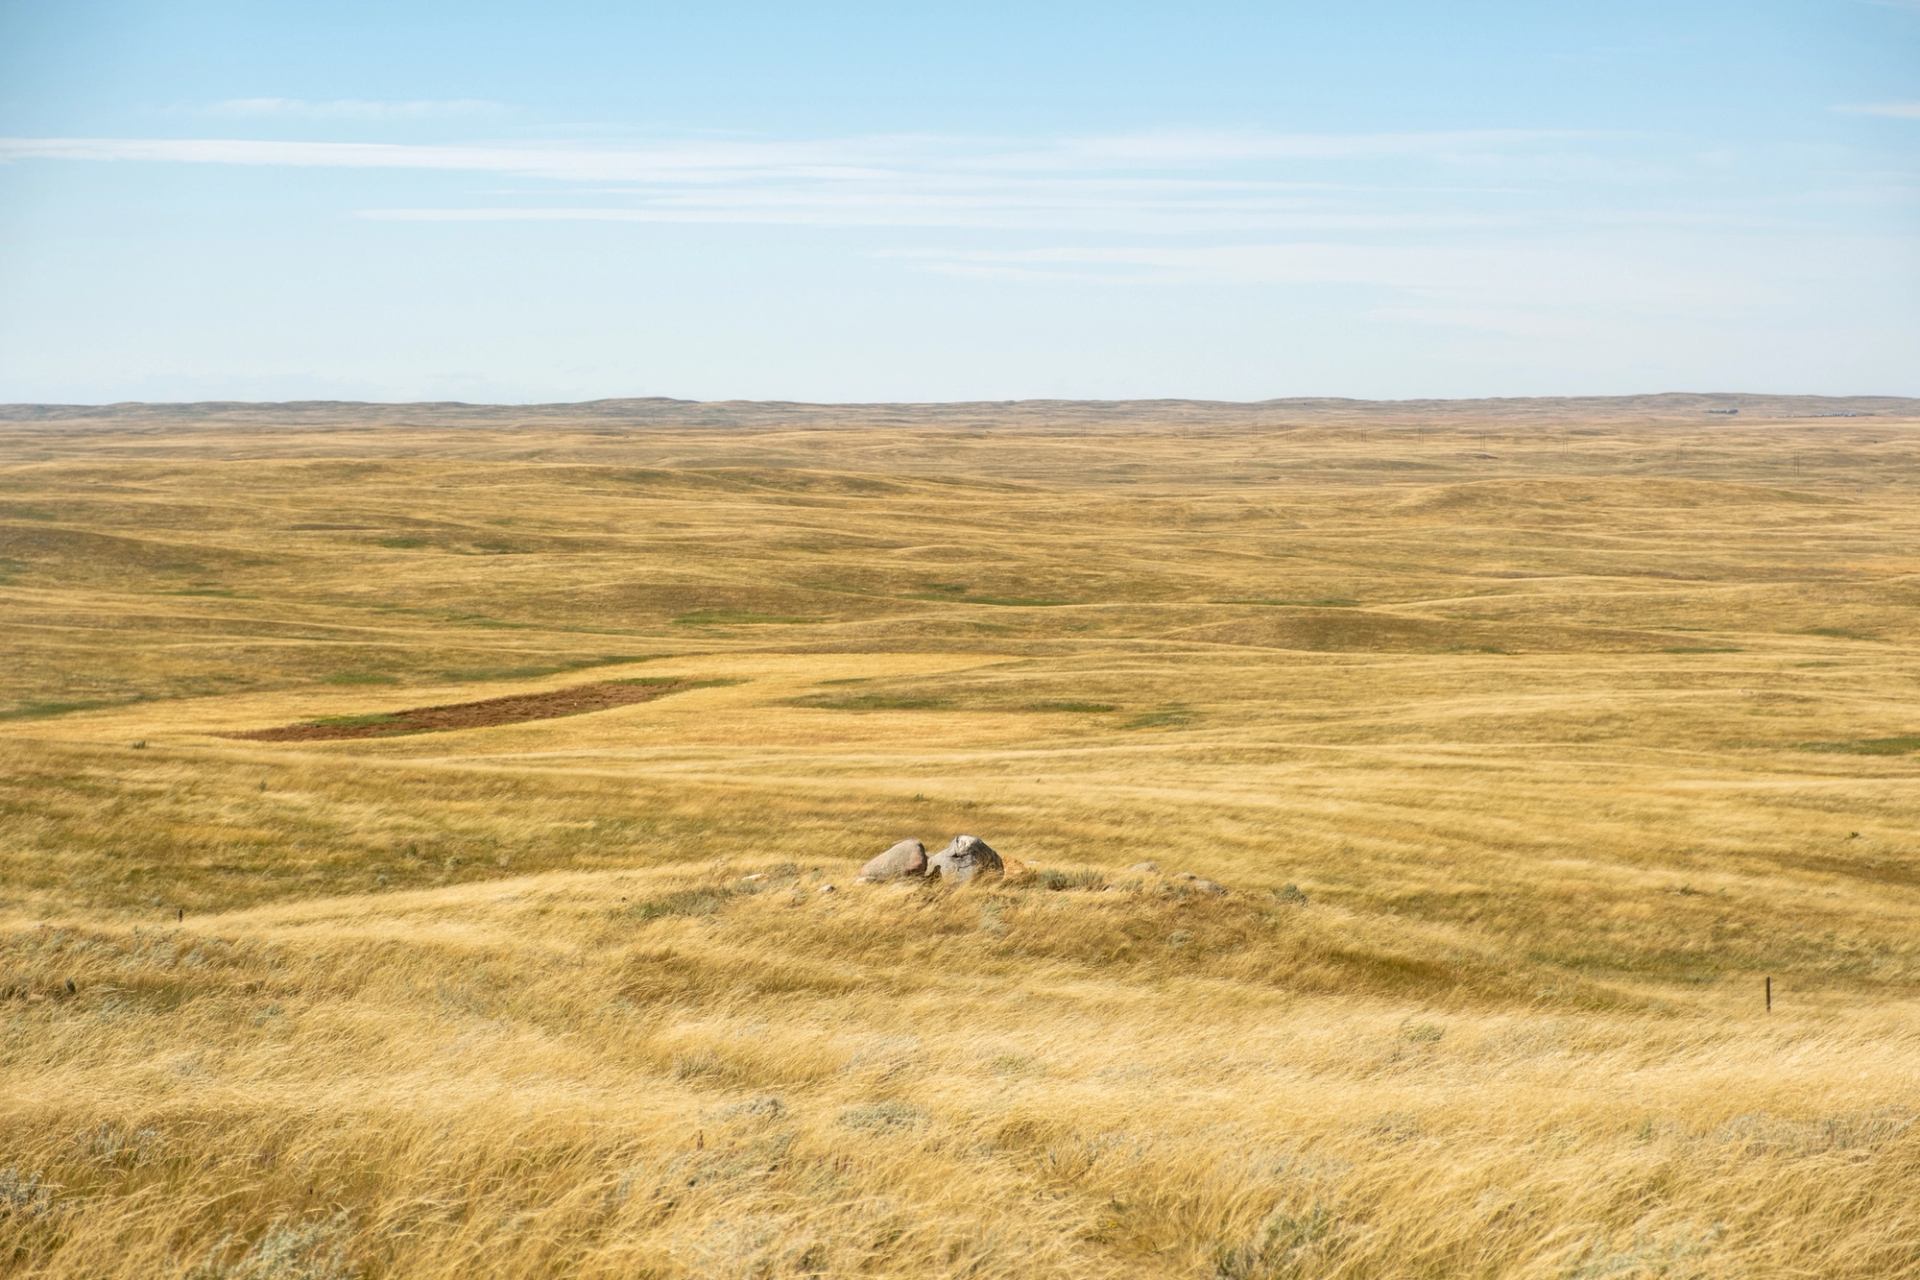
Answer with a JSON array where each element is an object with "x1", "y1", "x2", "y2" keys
[{"x1": 228, "y1": 678, "x2": 701, "y2": 741}]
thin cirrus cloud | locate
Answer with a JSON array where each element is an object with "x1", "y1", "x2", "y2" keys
[
  {"x1": 208, "y1": 97, "x2": 508, "y2": 120},
  {"x1": 953, "y1": 128, "x2": 1591, "y2": 169},
  {"x1": 359, "y1": 201, "x2": 1525, "y2": 234},
  {"x1": 0, "y1": 128, "x2": 1610, "y2": 235},
  {"x1": 0, "y1": 134, "x2": 925, "y2": 181},
  {"x1": 0, "y1": 128, "x2": 1587, "y2": 179},
  {"x1": 1831, "y1": 101, "x2": 1920, "y2": 118},
  {"x1": 881, "y1": 242, "x2": 1617, "y2": 294},
  {"x1": 2, "y1": 119, "x2": 1909, "y2": 385},
  {"x1": 5, "y1": 127, "x2": 1874, "y2": 307}
]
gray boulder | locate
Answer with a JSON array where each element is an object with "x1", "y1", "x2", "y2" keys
[
  {"x1": 1175, "y1": 872, "x2": 1228, "y2": 895},
  {"x1": 858, "y1": 839, "x2": 926, "y2": 882},
  {"x1": 927, "y1": 835, "x2": 1003, "y2": 885}
]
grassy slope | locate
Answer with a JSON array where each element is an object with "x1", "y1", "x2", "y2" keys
[{"x1": 1, "y1": 397, "x2": 1918, "y2": 1278}]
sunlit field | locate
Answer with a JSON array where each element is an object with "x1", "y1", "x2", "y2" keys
[{"x1": 3, "y1": 394, "x2": 1918, "y2": 1278}]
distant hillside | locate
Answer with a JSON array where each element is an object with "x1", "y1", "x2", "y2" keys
[{"x1": 2, "y1": 391, "x2": 1917, "y2": 432}]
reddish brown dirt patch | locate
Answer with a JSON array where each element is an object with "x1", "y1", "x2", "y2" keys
[{"x1": 227, "y1": 679, "x2": 698, "y2": 741}]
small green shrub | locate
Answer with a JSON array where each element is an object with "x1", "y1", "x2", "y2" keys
[
  {"x1": 1213, "y1": 1206, "x2": 1339, "y2": 1280},
  {"x1": 0, "y1": 1166, "x2": 52, "y2": 1220},
  {"x1": 1031, "y1": 869, "x2": 1107, "y2": 892},
  {"x1": 838, "y1": 1102, "x2": 927, "y2": 1133},
  {"x1": 189, "y1": 1213, "x2": 355, "y2": 1280},
  {"x1": 621, "y1": 886, "x2": 736, "y2": 922}
]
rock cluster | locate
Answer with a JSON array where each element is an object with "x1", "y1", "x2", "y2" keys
[
  {"x1": 1173, "y1": 871, "x2": 1228, "y2": 895},
  {"x1": 927, "y1": 835, "x2": 1003, "y2": 884},
  {"x1": 848, "y1": 836, "x2": 1232, "y2": 896},
  {"x1": 856, "y1": 834, "x2": 1004, "y2": 885},
  {"x1": 857, "y1": 839, "x2": 927, "y2": 882}
]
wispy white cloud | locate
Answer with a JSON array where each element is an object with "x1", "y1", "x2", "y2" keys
[
  {"x1": 962, "y1": 128, "x2": 1590, "y2": 169},
  {"x1": 0, "y1": 128, "x2": 1623, "y2": 235},
  {"x1": 1831, "y1": 100, "x2": 1920, "y2": 118},
  {"x1": 0, "y1": 134, "x2": 921, "y2": 182},
  {"x1": 208, "y1": 97, "x2": 507, "y2": 120},
  {"x1": 1, "y1": 128, "x2": 1866, "y2": 310},
  {"x1": 0, "y1": 128, "x2": 1589, "y2": 183},
  {"x1": 880, "y1": 242, "x2": 1535, "y2": 290},
  {"x1": 359, "y1": 202, "x2": 1521, "y2": 234}
]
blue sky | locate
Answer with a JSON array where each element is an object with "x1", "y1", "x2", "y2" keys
[{"x1": 1, "y1": 0, "x2": 1915, "y2": 402}]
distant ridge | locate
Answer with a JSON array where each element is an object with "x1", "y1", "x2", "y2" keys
[{"x1": 2, "y1": 392, "x2": 1915, "y2": 428}]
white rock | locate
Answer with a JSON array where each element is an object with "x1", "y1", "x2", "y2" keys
[
  {"x1": 927, "y1": 835, "x2": 1004, "y2": 885},
  {"x1": 857, "y1": 838, "x2": 927, "y2": 882}
]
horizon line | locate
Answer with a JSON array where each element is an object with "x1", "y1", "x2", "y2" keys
[{"x1": 3, "y1": 390, "x2": 1920, "y2": 414}]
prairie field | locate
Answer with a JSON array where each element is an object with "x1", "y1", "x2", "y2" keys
[{"x1": 3, "y1": 393, "x2": 1920, "y2": 1279}]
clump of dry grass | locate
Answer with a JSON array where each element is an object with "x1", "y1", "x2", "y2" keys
[{"x1": 2, "y1": 398, "x2": 1919, "y2": 1277}]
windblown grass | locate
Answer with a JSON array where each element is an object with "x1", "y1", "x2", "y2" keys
[{"x1": 2, "y1": 395, "x2": 1918, "y2": 1277}]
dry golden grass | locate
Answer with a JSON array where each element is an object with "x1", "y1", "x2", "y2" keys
[{"x1": 2, "y1": 394, "x2": 1918, "y2": 1278}]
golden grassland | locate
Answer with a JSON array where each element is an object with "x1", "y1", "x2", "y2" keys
[{"x1": 2, "y1": 393, "x2": 1918, "y2": 1278}]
